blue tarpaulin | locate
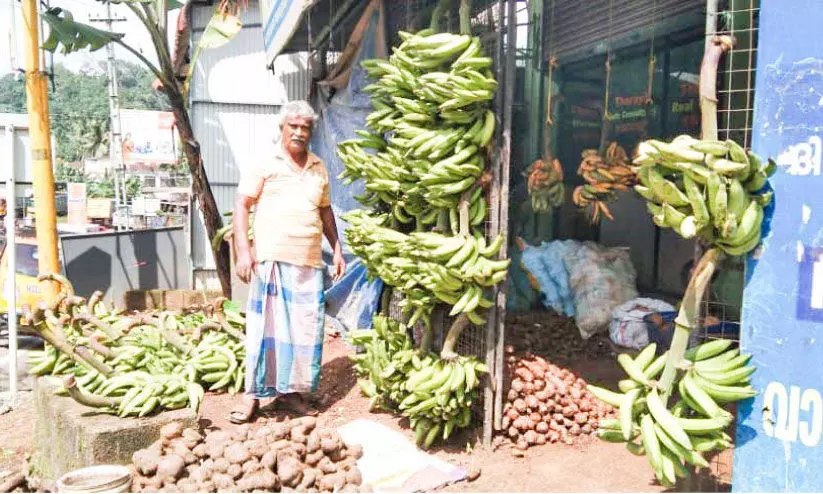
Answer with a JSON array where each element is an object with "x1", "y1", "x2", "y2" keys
[{"x1": 313, "y1": 1, "x2": 386, "y2": 335}]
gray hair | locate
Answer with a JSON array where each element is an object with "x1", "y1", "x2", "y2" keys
[{"x1": 277, "y1": 100, "x2": 319, "y2": 130}]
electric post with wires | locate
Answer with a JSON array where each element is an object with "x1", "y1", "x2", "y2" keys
[{"x1": 90, "y1": 2, "x2": 129, "y2": 231}]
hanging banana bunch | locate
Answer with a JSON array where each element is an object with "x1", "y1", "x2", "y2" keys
[
  {"x1": 588, "y1": 339, "x2": 755, "y2": 487},
  {"x1": 572, "y1": 141, "x2": 637, "y2": 223},
  {"x1": 526, "y1": 157, "x2": 565, "y2": 213},
  {"x1": 586, "y1": 134, "x2": 773, "y2": 485},
  {"x1": 349, "y1": 315, "x2": 486, "y2": 449},
  {"x1": 337, "y1": 28, "x2": 505, "y2": 327},
  {"x1": 337, "y1": 26, "x2": 503, "y2": 449},
  {"x1": 633, "y1": 135, "x2": 775, "y2": 255},
  {"x1": 338, "y1": 29, "x2": 497, "y2": 220},
  {"x1": 342, "y1": 210, "x2": 508, "y2": 328}
]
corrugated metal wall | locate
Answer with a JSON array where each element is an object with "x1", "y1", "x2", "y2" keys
[{"x1": 190, "y1": 0, "x2": 311, "y2": 287}]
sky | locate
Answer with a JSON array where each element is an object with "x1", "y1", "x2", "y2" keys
[{"x1": 0, "y1": 0, "x2": 178, "y2": 75}]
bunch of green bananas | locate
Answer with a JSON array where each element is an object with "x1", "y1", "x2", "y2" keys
[
  {"x1": 349, "y1": 315, "x2": 486, "y2": 449},
  {"x1": 633, "y1": 135, "x2": 775, "y2": 255},
  {"x1": 343, "y1": 210, "x2": 509, "y2": 327},
  {"x1": 338, "y1": 28, "x2": 496, "y2": 222},
  {"x1": 88, "y1": 371, "x2": 205, "y2": 417},
  {"x1": 26, "y1": 276, "x2": 247, "y2": 416},
  {"x1": 526, "y1": 158, "x2": 565, "y2": 213},
  {"x1": 587, "y1": 339, "x2": 755, "y2": 486}
]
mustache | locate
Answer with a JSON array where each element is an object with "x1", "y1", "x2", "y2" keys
[{"x1": 290, "y1": 136, "x2": 306, "y2": 143}]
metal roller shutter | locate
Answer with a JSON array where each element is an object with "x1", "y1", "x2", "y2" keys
[{"x1": 544, "y1": 0, "x2": 705, "y2": 62}]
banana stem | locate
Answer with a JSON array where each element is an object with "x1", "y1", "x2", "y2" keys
[
  {"x1": 658, "y1": 248, "x2": 724, "y2": 402},
  {"x1": 73, "y1": 313, "x2": 123, "y2": 341},
  {"x1": 215, "y1": 312, "x2": 246, "y2": 341},
  {"x1": 33, "y1": 322, "x2": 114, "y2": 376},
  {"x1": 158, "y1": 313, "x2": 194, "y2": 354},
  {"x1": 380, "y1": 287, "x2": 393, "y2": 314},
  {"x1": 436, "y1": 209, "x2": 450, "y2": 233},
  {"x1": 430, "y1": 0, "x2": 451, "y2": 32},
  {"x1": 459, "y1": 0, "x2": 472, "y2": 35},
  {"x1": 458, "y1": 189, "x2": 471, "y2": 236},
  {"x1": 440, "y1": 313, "x2": 470, "y2": 359},
  {"x1": 63, "y1": 375, "x2": 121, "y2": 408},
  {"x1": 421, "y1": 325, "x2": 433, "y2": 353},
  {"x1": 699, "y1": 36, "x2": 734, "y2": 141}
]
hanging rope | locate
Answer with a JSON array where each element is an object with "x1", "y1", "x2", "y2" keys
[
  {"x1": 545, "y1": 0, "x2": 556, "y2": 127},
  {"x1": 599, "y1": 0, "x2": 615, "y2": 153},
  {"x1": 645, "y1": 0, "x2": 657, "y2": 105}
]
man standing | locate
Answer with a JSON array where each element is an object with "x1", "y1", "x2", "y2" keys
[{"x1": 230, "y1": 101, "x2": 345, "y2": 422}]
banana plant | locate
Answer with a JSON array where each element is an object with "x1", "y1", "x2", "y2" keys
[{"x1": 40, "y1": 1, "x2": 243, "y2": 298}]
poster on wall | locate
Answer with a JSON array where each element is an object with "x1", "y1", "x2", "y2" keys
[
  {"x1": 732, "y1": 0, "x2": 823, "y2": 491},
  {"x1": 119, "y1": 109, "x2": 178, "y2": 167}
]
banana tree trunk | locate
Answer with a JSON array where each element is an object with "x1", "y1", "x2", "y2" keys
[{"x1": 165, "y1": 87, "x2": 232, "y2": 297}]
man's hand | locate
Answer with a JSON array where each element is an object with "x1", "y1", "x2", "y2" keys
[
  {"x1": 236, "y1": 250, "x2": 257, "y2": 284},
  {"x1": 332, "y1": 249, "x2": 346, "y2": 282}
]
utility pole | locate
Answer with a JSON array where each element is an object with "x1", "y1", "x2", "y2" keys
[
  {"x1": 21, "y1": 0, "x2": 60, "y2": 299},
  {"x1": 90, "y1": 3, "x2": 128, "y2": 231}
]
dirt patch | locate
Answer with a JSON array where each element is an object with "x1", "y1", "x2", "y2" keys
[{"x1": 0, "y1": 315, "x2": 733, "y2": 492}]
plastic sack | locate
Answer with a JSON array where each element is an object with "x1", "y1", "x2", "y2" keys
[
  {"x1": 519, "y1": 240, "x2": 577, "y2": 316},
  {"x1": 565, "y1": 243, "x2": 638, "y2": 339},
  {"x1": 609, "y1": 298, "x2": 676, "y2": 349}
]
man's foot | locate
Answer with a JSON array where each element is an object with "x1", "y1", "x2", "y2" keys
[
  {"x1": 228, "y1": 397, "x2": 259, "y2": 424},
  {"x1": 279, "y1": 393, "x2": 318, "y2": 417}
]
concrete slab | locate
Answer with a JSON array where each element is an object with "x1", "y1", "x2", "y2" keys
[{"x1": 31, "y1": 376, "x2": 197, "y2": 486}]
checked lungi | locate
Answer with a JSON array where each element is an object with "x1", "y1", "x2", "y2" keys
[{"x1": 244, "y1": 261, "x2": 325, "y2": 398}]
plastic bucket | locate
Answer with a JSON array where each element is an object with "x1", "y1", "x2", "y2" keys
[{"x1": 55, "y1": 465, "x2": 131, "y2": 493}]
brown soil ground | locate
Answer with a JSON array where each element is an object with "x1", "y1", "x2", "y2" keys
[{"x1": 0, "y1": 311, "x2": 734, "y2": 492}]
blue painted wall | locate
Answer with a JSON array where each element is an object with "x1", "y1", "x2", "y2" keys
[{"x1": 733, "y1": 0, "x2": 823, "y2": 491}]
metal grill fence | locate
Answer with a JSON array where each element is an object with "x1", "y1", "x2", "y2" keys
[{"x1": 690, "y1": 1, "x2": 760, "y2": 490}]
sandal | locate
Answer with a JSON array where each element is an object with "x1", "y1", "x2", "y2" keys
[
  {"x1": 279, "y1": 393, "x2": 319, "y2": 417},
  {"x1": 228, "y1": 397, "x2": 259, "y2": 424}
]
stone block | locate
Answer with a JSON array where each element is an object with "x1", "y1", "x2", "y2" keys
[{"x1": 31, "y1": 377, "x2": 197, "y2": 486}]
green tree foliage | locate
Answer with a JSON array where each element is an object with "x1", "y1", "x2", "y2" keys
[{"x1": 0, "y1": 61, "x2": 169, "y2": 164}]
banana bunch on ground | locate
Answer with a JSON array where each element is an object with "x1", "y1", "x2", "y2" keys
[
  {"x1": 349, "y1": 315, "x2": 487, "y2": 449},
  {"x1": 25, "y1": 274, "x2": 246, "y2": 417},
  {"x1": 339, "y1": 29, "x2": 497, "y2": 225},
  {"x1": 526, "y1": 158, "x2": 565, "y2": 213},
  {"x1": 572, "y1": 142, "x2": 636, "y2": 223},
  {"x1": 633, "y1": 135, "x2": 775, "y2": 255},
  {"x1": 343, "y1": 210, "x2": 509, "y2": 326},
  {"x1": 587, "y1": 339, "x2": 755, "y2": 487}
]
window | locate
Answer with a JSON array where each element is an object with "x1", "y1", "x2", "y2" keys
[{"x1": 15, "y1": 244, "x2": 40, "y2": 277}]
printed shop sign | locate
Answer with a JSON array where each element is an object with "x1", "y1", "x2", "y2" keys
[{"x1": 777, "y1": 136, "x2": 821, "y2": 177}]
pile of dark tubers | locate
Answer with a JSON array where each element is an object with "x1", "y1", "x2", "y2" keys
[
  {"x1": 130, "y1": 419, "x2": 369, "y2": 493},
  {"x1": 501, "y1": 347, "x2": 616, "y2": 450}
]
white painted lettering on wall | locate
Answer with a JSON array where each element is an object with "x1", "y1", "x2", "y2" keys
[
  {"x1": 777, "y1": 136, "x2": 822, "y2": 176},
  {"x1": 763, "y1": 382, "x2": 823, "y2": 446}
]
